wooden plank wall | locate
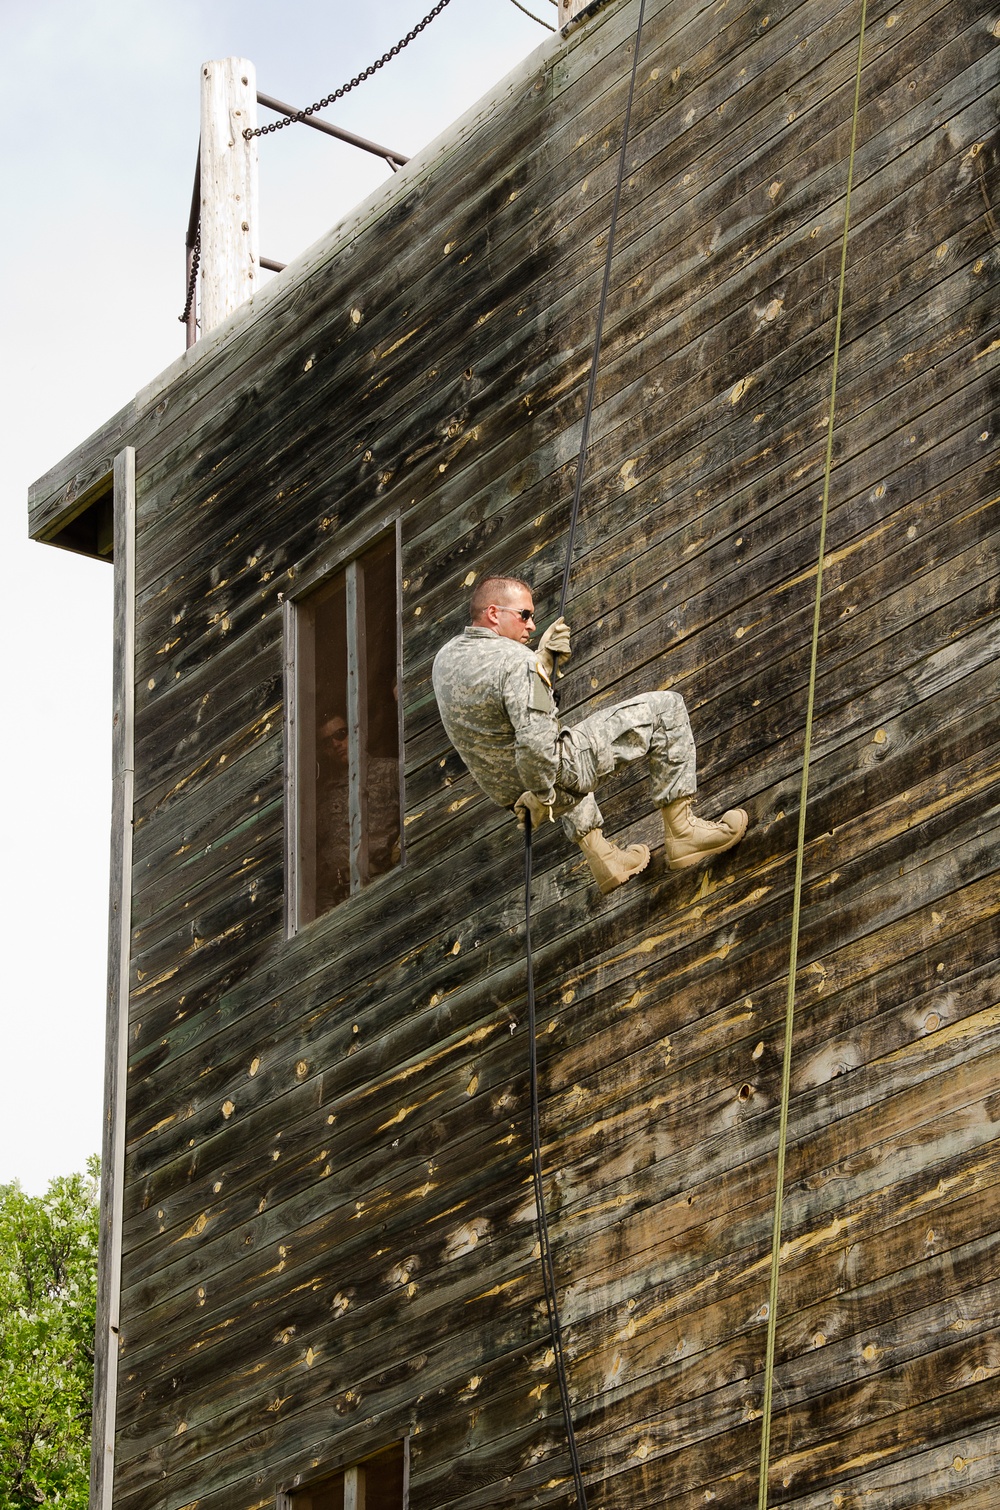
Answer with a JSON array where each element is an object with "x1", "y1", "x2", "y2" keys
[{"x1": 39, "y1": 0, "x2": 999, "y2": 1504}]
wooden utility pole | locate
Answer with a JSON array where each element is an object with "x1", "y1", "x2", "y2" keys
[
  {"x1": 557, "y1": 0, "x2": 590, "y2": 22},
  {"x1": 199, "y1": 58, "x2": 259, "y2": 333}
]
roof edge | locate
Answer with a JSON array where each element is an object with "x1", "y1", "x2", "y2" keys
[{"x1": 28, "y1": 1, "x2": 626, "y2": 543}]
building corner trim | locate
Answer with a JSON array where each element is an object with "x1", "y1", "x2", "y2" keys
[{"x1": 90, "y1": 446, "x2": 136, "y2": 1510}]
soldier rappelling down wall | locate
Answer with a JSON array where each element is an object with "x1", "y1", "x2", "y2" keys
[{"x1": 432, "y1": 574, "x2": 750, "y2": 894}]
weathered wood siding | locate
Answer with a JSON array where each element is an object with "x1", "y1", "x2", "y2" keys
[{"x1": 31, "y1": 0, "x2": 1000, "y2": 1505}]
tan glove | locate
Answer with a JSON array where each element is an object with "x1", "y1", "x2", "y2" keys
[
  {"x1": 537, "y1": 616, "x2": 571, "y2": 679},
  {"x1": 514, "y1": 791, "x2": 555, "y2": 830}
]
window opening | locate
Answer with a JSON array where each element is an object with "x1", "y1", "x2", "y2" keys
[
  {"x1": 290, "y1": 527, "x2": 402, "y2": 928},
  {"x1": 284, "y1": 1439, "x2": 407, "y2": 1510}
]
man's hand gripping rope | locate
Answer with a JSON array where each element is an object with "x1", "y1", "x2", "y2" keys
[
  {"x1": 515, "y1": 790, "x2": 555, "y2": 829},
  {"x1": 536, "y1": 614, "x2": 571, "y2": 680},
  {"x1": 516, "y1": 614, "x2": 572, "y2": 829}
]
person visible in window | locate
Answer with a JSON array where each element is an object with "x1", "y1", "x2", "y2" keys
[
  {"x1": 316, "y1": 712, "x2": 350, "y2": 909},
  {"x1": 366, "y1": 680, "x2": 401, "y2": 878}
]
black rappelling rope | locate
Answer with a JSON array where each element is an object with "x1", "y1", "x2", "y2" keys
[
  {"x1": 524, "y1": 818, "x2": 589, "y2": 1499},
  {"x1": 558, "y1": 0, "x2": 647, "y2": 618},
  {"x1": 523, "y1": 2, "x2": 647, "y2": 1505}
]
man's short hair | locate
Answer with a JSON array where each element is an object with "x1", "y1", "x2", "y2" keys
[{"x1": 469, "y1": 574, "x2": 532, "y2": 621}]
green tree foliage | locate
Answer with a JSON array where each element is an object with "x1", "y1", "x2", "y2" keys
[{"x1": 0, "y1": 1159, "x2": 99, "y2": 1508}]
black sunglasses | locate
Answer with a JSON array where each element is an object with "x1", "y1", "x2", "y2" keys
[{"x1": 495, "y1": 605, "x2": 535, "y2": 623}]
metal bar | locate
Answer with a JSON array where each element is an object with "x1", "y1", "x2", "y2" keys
[
  {"x1": 257, "y1": 90, "x2": 408, "y2": 165},
  {"x1": 260, "y1": 256, "x2": 287, "y2": 273}
]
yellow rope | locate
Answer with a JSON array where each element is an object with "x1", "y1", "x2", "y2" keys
[{"x1": 755, "y1": 3, "x2": 868, "y2": 1503}]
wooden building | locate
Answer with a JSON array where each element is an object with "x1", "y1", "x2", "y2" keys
[{"x1": 28, "y1": 0, "x2": 1000, "y2": 1506}]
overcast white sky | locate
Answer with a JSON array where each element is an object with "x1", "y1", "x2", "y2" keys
[{"x1": 1, "y1": 0, "x2": 554, "y2": 1193}]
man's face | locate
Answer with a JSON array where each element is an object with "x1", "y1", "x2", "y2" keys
[
  {"x1": 319, "y1": 715, "x2": 349, "y2": 771},
  {"x1": 489, "y1": 585, "x2": 536, "y2": 644}
]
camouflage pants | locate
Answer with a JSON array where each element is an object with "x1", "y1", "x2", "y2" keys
[{"x1": 550, "y1": 691, "x2": 697, "y2": 842}]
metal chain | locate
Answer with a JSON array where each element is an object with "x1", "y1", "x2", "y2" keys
[
  {"x1": 179, "y1": 227, "x2": 201, "y2": 326},
  {"x1": 183, "y1": 1, "x2": 452, "y2": 322},
  {"x1": 244, "y1": 0, "x2": 456, "y2": 140}
]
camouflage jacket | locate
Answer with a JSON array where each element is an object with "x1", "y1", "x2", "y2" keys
[{"x1": 431, "y1": 626, "x2": 559, "y2": 808}]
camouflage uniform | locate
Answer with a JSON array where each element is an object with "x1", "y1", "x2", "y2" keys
[{"x1": 432, "y1": 626, "x2": 697, "y2": 842}]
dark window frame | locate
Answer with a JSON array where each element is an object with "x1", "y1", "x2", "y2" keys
[
  {"x1": 276, "y1": 1436, "x2": 410, "y2": 1509},
  {"x1": 283, "y1": 513, "x2": 404, "y2": 936}
]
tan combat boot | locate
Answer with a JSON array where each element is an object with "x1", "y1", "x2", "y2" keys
[
  {"x1": 577, "y1": 829, "x2": 651, "y2": 895},
  {"x1": 661, "y1": 797, "x2": 748, "y2": 871}
]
